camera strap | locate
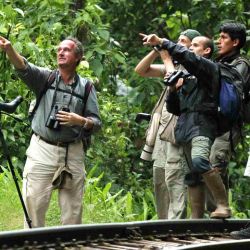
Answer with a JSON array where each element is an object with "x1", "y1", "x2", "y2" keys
[
  {"x1": 82, "y1": 81, "x2": 92, "y2": 115},
  {"x1": 51, "y1": 74, "x2": 81, "y2": 110},
  {"x1": 49, "y1": 71, "x2": 61, "y2": 110}
]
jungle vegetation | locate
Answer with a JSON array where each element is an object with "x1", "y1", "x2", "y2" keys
[{"x1": 0, "y1": 0, "x2": 249, "y2": 230}]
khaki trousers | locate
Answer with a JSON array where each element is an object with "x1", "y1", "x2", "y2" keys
[
  {"x1": 153, "y1": 133, "x2": 188, "y2": 219},
  {"x1": 22, "y1": 134, "x2": 85, "y2": 228}
]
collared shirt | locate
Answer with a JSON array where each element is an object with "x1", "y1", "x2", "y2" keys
[{"x1": 16, "y1": 59, "x2": 101, "y2": 143}]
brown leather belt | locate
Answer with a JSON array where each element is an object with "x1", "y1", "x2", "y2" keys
[{"x1": 33, "y1": 132, "x2": 75, "y2": 147}]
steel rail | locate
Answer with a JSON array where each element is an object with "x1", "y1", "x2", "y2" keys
[
  {"x1": 0, "y1": 219, "x2": 250, "y2": 249},
  {"x1": 177, "y1": 239, "x2": 250, "y2": 250}
]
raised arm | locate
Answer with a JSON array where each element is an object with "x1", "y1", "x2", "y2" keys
[
  {"x1": 160, "y1": 49, "x2": 175, "y2": 73},
  {"x1": 0, "y1": 36, "x2": 26, "y2": 70},
  {"x1": 135, "y1": 34, "x2": 175, "y2": 78},
  {"x1": 134, "y1": 49, "x2": 165, "y2": 77},
  {"x1": 141, "y1": 33, "x2": 219, "y2": 87}
]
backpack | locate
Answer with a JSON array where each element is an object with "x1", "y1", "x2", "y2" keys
[
  {"x1": 29, "y1": 70, "x2": 93, "y2": 151},
  {"x1": 235, "y1": 57, "x2": 250, "y2": 123},
  {"x1": 216, "y1": 62, "x2": 243, "y2": 135}
]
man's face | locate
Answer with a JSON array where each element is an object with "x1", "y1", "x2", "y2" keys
[
  {"x1": 190, "y1": 37, "x2": 207, "y2": 57},
  {"x1": 216, "y1": 32, "x2": 238, "y2": 56},
  {"x1": 57, "y1": 40, "x2": 80, "y2": 68},
  {"x1": 177, "y1": 35, "x2": 192, "y2": 48}
]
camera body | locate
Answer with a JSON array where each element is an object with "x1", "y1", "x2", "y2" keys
[
  {"x1": 163, "y1": 70, "x2": 185, "y2": 86},
  {"x1": 135, "y1": 113, "x2": 151, "y2": 123},
  {"x1": 46, "y1": 105, "x2": 70, "y2": 130}
]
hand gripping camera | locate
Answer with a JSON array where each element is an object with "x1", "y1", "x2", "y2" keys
[
  {"x1": 163, "y1": 70, "x2": 185, "y2": 86},
  {"x1": 46, "y1": 105, "x2": 70, "y2": 130}
]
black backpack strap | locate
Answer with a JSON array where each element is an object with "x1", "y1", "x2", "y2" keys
[
  {"x1": 232, "y1": 57, "x2": 250, "y2": 93},
  {"x1": 229, "y1": 129, "x2": 235, "y2": 154},
  {"x1": 47, "y1": 86, "x2": 84, "y2": 100},
  {"x1": 82, "y1": 80, "x2": 93, "y2": 115},
  {"x1": 233, "y1": 56, "x2": 250, "y2": 66},
  {"x1": 29, "y1": 70, "x2": 57, "y2": 120},
  {"x1": 81, "y1": 80, "x2": 93, "y2": 152}
]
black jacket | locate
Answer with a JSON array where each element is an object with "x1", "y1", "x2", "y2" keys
[{"x1": 163, "y1": 40, "x2": 220, "y2": 144}]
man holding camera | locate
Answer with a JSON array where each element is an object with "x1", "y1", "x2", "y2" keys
[
  {"x1": 135, "y1": 29, "x2": 200, "y2": 219},
  {"x1": 0, "y1": 36, "x2": 101, "y2": 227},
  {"x1": 168, "y1": 23, "x2": 248, "y2": 220}
]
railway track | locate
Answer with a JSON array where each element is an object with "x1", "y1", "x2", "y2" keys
[{"x1": 1, "y1": 219, "x2": 250, "y2": 249}]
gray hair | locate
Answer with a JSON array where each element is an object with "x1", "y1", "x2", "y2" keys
[{"x1": 64, "y1": 37, "x2": 84, "y2": 65}]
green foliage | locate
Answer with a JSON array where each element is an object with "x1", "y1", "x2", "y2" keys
[
  {"x1": 0, "y1": 0, "x2": 127, "y2": 172},
  {"x1": 0, "y1": 0, "x2": 250, "y2": 231},
  {"x1": 229, "y1": 125, "x2": 250, "y2": 217},
  {"x1": 86, "y1": 89, "x2": 153, "y2": 196},
  {"x1": 84, "y1": 166, "x2": 157, "y2": 223},
  {"x1": 94, "y1": 0, "x2": 250, "y2": 219},
  {"x1": 0, "y1": 169, "x2": 23, "y2": 230},
  {"x1": 0, "y1": 168, "x2": 156, "y2": 231}
]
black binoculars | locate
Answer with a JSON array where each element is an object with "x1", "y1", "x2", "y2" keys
[{"x1": 46, "y1": 105, "x2": 70, "y2": 130}]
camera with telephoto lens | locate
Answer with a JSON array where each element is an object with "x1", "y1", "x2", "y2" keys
[
  {"x1": 163, "y1": 70, "x2": 185, "y2": 86},
  {"x1": 46, "y1": 105, "x2": 70, "y2": 130}
]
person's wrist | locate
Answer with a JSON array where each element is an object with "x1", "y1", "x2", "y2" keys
[
  {"x1": 159, "y1": 38, "x2": 168, "y2": 47},
  {"x1": 153, "y1": 38, "x2": 166, "y2": 51},
  {"x1": 159, "y1": 38, "x2": 164, "y2": 45},
  {"x1": 153, "y1": 45, "x2": 162, "y2": 53},
  {"x1": 4, "y1": 42, "x2": 12, "y2": 52},
  {"x1": 82, "y1": 118, "x2": 89, "y2": 129}
]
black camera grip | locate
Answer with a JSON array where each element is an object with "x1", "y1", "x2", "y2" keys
[{"x1": 164, "y1": 71, "x2": 184, "y2": 86}]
